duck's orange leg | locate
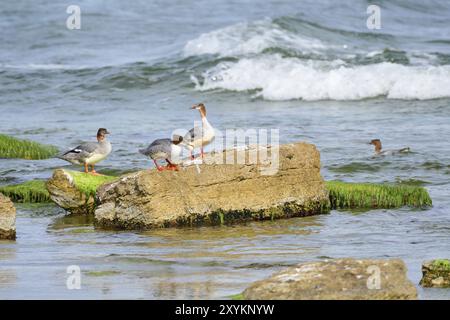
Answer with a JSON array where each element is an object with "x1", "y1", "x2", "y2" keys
[
  {"x1": 90, "y1": 164, "x2": 101, "y2": 176},
  {"x1": 84, "y1": 163, "x2": 89, "y2": 173},
  {"x1": 154, "y1": 159, "x2": 165, "y2": 171},
  {"x1": 166, "y1": 159, "x2": 179, "y2": 171}
]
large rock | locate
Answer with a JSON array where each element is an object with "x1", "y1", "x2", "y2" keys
[
  {"x1": 46, "y1": 169, "x2": 96, "y2": 215},
  {"x1": 0, "y1": 193, "x2": 16, "y2": 240},
  {"x1": 420, "y1": 259, "x2": 450, "y2": 288},
  {"x1": 95, "y1": 142, "x2": 329, "y2": 229},
  {"x1": 243, "y1": 258, "x2": 417, "y2": 300}
]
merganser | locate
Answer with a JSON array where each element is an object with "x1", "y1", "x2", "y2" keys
[
  {"x1": 369, "y1": 139, "x2": 410, "y2": 156},
  {"x1": 58, "y1": 128, "x2": 112, "y2": 175},
  {"x1": 183, "y1": 103, "x2": 215, "y2": 159},
  {"x1": 139, "y1": 135, "x2": 183, "y2": 171}
]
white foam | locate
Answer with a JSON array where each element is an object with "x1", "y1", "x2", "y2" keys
[
  {"x1": 183, "y1": 19, "x2": 326, "y2": 57},
  {"x1": 193, "y1": 54, "x2": 450, "y2": 101}
]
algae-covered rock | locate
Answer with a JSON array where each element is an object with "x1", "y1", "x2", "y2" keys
[
  {"x1": 242, "y1": 258, "x2": 417, "y2": 300},
  {"x1": 0, "y1": 134, "x2": 58, "y2": 160},
  {"x1": 46, "y1": 169, "x2": 116, "y2": 215},
  {"x1": 419, "y1": 259, "x2": 450, "y2": 288},
  {"x1": 0, "y1": 180, "x2": 50, "y2": 203},
  {"x1": 95, "y1": 142, "x2": 329, "y2": 230},
  {"x1": 326, "y1": 181, "x2": 432, "y2": 209},
  {"x1": 0, "y1": 193, "x2": 16, "y2": 240}
]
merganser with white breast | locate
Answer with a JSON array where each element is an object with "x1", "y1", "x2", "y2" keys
[
  {"x1": 58, "y1": 128, "x2": 112, "y2": 175},
  {"x1": 139, "y1": 135, "x2": 183, "y2": 171},
  {"x1": 183, "y1": 103, "x2": 215, "y2": 159},
  {"x1": 369, "y1": 139, "x2": 410, "y2": 156}
]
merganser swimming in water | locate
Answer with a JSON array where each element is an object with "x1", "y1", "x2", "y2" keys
[
  {"x1": 369, "y1": 139, "x2": 410, "y2": 156},
  {"x1": 183, "y1": 103, "x2": 215, "y2": 159},
  {"x1": 58, "y1": 128, "x2": 112, "y2": 175},
  {"x1": 139, "y1": 135, "x2": 183, "y2": 171}
]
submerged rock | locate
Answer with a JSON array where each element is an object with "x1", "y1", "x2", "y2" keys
[
  {"x1": 95, "y1": 142, "x2": 329, "y2": 229},
  {"x1": 0, "y1": 193, "x2": 16, "y2": 240},
  {"x1": 243, "y1": 258, "x2": 417, "y2": 300},
  {"x1": 420, "y1": 259, "x2": 450, "y2": 288}
]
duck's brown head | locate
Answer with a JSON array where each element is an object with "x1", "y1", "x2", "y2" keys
[
  {"x1": 191, "y1": 103, "x2": 206, "y2": 117},
  {"x1": 369, "y1": 139, "x2": 382, "y2": 152},
  {"x1": 171, "y1": 134, "x2": 183, "y2": 145},
  {"x1": 97, "y1": 128, "x2": 110, "y2": 141}
]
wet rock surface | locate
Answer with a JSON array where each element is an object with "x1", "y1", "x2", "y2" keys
[
  {"x1": 243, "y1": 258, "x2": 417, "y2": 300},
  {"x1": 420, "y1": 259, "x2": 450, "y2": 288}
]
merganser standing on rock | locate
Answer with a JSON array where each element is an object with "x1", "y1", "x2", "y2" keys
[
  {"x1": 369, "y1": 139, "x2": 410, "y2": 156},
  {"x1": 139, "y1": 135, "x2": 183, "y2": 171},
  {"x1": 183, "y1": 103, "x2": 215, "y2": 159},
  {"x1": 58, "y1": 128, "x2": 112, "y2": 175}
]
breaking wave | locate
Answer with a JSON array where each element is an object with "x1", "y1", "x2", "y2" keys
[
  {"x1": 184, "y1": 15, "x2": 450, "y2": 101},
  {"x1": 192, "y1": 55, "x2": 450, "y2": 101}
]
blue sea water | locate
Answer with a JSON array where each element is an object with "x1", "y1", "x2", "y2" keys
[{"x1": 0, "y1": 0, "x2": 449, "y2": 299}]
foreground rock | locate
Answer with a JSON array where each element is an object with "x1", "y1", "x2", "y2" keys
[
  {"x1": 243, "y1": 258, "x2": 417, "y2": 300},
  {"x1": 46, "y1": 169, "x2": 96, "y2": 215},
  {"x1": 420, "y1": 259, "x2": 450, "y2": 288},
  {"x1": 95, "y1": 142, "x2": 329, "y2": 229},
  {"x1": 0, "y1": 193, "x2": 16, "y2": 240}
]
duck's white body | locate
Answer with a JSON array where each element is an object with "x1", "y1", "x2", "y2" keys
[
  {"x1": 85, "y1": 142, "x2": 112, "y2": 164},
  {"x1": 183, "y1": 103, "x2": 215, "y2": 155},
  {"x1": 187, "y1": 117, "x2": 215, "y2": 149},
  {"x1": 375, "y1": 147, "x2": 410, "y2": 156}
]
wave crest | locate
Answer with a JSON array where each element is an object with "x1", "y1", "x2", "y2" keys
[
  {"x1": 192, "y1": 55, "x2": 450, "y2": 101},
  {"x1": 183, "y1": 19, "x2": 327, "y2": 57}
]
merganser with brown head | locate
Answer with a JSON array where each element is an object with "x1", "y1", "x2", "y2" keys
[
  {"x1": 369, "y1": 139, "x2": 410, "y2": 156},
  {"x1": 139, "y1": 135, "x2": 183, "y2": 171},
  {"x1": 58, "y1": 128, "x2": 112, "y2": 175},
  {"x1": 183, "y1": 103, "x2": 215, "y2": 159}
]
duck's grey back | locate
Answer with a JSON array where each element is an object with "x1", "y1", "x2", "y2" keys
[
  {"x1": 139, "y1": 138, "x2": 172, "y2": 157},
  {"x1": 58, "y1": 141, "x2": 99, "y2": 164}
]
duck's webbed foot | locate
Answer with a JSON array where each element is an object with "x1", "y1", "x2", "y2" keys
[
  {"x1": 166, "y1": 159, "x2": 179, "y2": 171},
  {"x1": 89, "y1": 165, "x2": 102, "y2": 176},
  {"x1": 153, "y1": 159, "x2": 165, "y2": 171}
]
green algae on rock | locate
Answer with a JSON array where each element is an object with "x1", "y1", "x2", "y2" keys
[
  {"x1": 67, "y1": 170, "x2": 117, "y2": 198},
  {"x1": 0, "y1": 180, "x2": 51, "y2": 203},
  {"x1": 0, "y1": 134, "x2": 58, "y2": 160},
  {"x1": 46, "y1": 169, "x2": 117, "y2": 215},
  {"x1": 420, "y1": 259, "x2": 450, "y2": 288},
  {"x1": 326, "y1": 181, "x2": 432, "y2": 209}
]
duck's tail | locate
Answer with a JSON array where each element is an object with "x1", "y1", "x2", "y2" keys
[{"x1": 138, "y1": 148, "x2": 148, "y2": 156}]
